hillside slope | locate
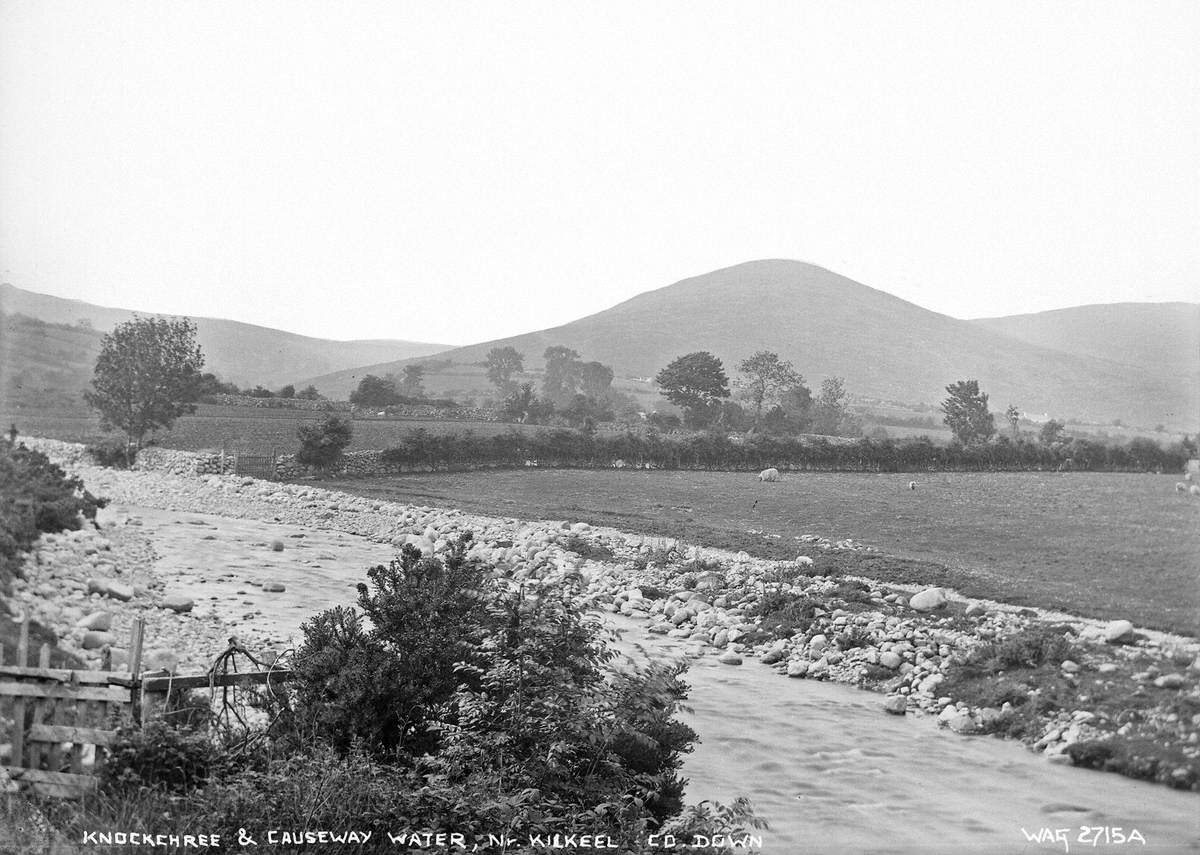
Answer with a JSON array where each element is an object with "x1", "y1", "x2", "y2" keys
[
  {"x1": 305, "y1": 260, "x2": 1196, "y2": 430},
  {"x1": 971, "y1": 303, "x2": 1200, "y2": 381},
  {"x1": 0, "y1": 283, "x2": 451, "y2": 389}
]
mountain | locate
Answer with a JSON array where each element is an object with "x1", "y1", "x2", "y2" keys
[
  {"x1": 970, "y1": 303, "x2": 1200, "y2": 382},
  {"x1": 0, "y1": 283, "x2": 452, "y2": 392},
  {"x1": 304, "y1": 260, "x2": 1198, "y2": 430}
]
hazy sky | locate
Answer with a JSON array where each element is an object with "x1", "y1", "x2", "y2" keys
[{"x1": 1, "y1": 1, "x2": 1196, "y2": 346}]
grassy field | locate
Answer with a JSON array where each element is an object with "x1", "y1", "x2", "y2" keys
[
  {"x1": 1, "y1": 405, "x2": 543, "y2": 453},
  {"x1": 330, "y1": 469, "x2": 1200, "y2": 636}
]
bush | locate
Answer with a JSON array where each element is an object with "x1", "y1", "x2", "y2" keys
[
  {"x1": 1, "y1": 438, "x2": 106, "y2": 591},
  {"x1": 102, "y1": 720, "x2": 219, "y2": 795},
  {"x1": 288, "y1": 534, "x2": 704, "y2": 836},
  {"x1": 87, "y1": 438, "x2": 136, "y2": 468},
  {"x1": 746, "y1": 592, "x2": 818, "y2": 638},
  {"x1": 295, "y1": 414, "x2": 352, "y2": 471}
]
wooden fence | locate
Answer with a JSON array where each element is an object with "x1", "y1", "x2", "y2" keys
[{"x1": 2, "y1": 617, "x2": 294, "y2": 800}]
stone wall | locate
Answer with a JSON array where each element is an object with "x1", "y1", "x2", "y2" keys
[
  {"x1": 203, "y1": 394, "x2": 351, "y2": 412},
  {"x1": 133, "y1": 447, "x2": 236, "y2": 476}
]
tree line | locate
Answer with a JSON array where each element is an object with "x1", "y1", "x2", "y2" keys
[{"x1": 376, "y1": 426, "x2": 1192, "y2": 473}]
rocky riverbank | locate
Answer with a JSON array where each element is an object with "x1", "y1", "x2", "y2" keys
[{"x1": 10, "y1": 437, "x2": 1200, "y2": 793}]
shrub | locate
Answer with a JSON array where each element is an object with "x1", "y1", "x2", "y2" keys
[
  {"x1": 1, "y1": 438, "x2": 106, "y2": 591},
  {"x1": 102, "y1": 720, "x2": 219, "y2": 795},
  {"x1": 972, "y1": 625, "x2": 1075, "y2": 672},
  {"x1": 746, "y1": 592, "x2": 818, "y2": 638},
  {"x1": 295, "y1": 414, "x2": 352, "y2": 471},
  {"x1": 87, "y1": 438, "x2": 136, "y2": 468}
]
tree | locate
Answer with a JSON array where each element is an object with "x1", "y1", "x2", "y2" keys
[
  {"x1": 655, "y1": 352, "x2": 730, "y2": 423},
  {"x1": 296, "y1": 385, "x2": 322, "y2": 400},
  {"x1": 577, "y1": 361, "x2": 614, "y2": 401},
  {"x1": 296, "y1": 414, "x2": 353, "y2": 472},
  {"x1": 484, "y1": 346, "x2": 525, "y2": 394},
  {"x1": 941, "y1": 380, "x2": 996, "y2": 445},
  {"x1": 349, "y1": 374, "x2": 399, "y2": 408},
  {"x1": 84, "y1": 315, "x2": 205, "y2": 454},
  {"x1": 542, "y1": 346, "x2": 582, "y2": 408},
  {"x1": 1005, "y1": 404, "x2": 1021, "y2": 437},
  {"x1": 812, "y1": 377, "x2": 848, "y2": 435},
  {"x1": 277, "y1": 384, "x2": 296, "y2": 399},
  {"x1": 737, "y1": 351, "x2": 803, "y2": 425},
  {"x1": 249, "y1": 385, "x2": 274, "y2": 398},
  {"x1": 398, "y1": 364, "x2": 426, "y2": 399},
  {"x1": 1039, "y1": 419, "x2": 1066, "y2": 445}
]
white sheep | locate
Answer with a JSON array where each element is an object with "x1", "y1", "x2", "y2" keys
[
  {"x1": 1177, "y1": 482, "x2": 1189, "y2": 493},
  {"x1": 612, "y1": 459, "x2": 628, "y2": 469},
  {"x1": 907, "y1": 481, "x2": 917, "y2": 491},
  {"x1": 758, "y1": 467, "x2": 781, "y2": 482},
  {"x1": 523, "y1": 459, "x2": 539, "y2": 468}
]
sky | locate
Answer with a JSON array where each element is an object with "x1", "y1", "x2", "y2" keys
[{"x1": 1, "y1": 1, "x2": 1196, "y2": 346}]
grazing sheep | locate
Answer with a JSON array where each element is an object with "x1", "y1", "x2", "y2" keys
[
  {"x1": 758, "y1": 468, "x2": 781, "y2": 482},
  {"x1": 907, "y1": 481, "x2": 917, "y2": 491},
  {"x1": 1177, "y1": 482, "x2": 1189, "y2": 493},
  {"x1": 523, "y1": 459, "x2": 539, "y2": 468},
  {"x1": 612, "y1": 459, "x2": 628, "y2": 469}
]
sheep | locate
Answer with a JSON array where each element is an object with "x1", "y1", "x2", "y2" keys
[
  {"x1": 523, "y1": 459, "x2": 539, "y2": 468},
  {"x1": 907, "y1": 481, "x2": 917, "y2": 491},
  {"x1": 758, "y1": 468, "x2": 781, "y2": 482},
  {"x1": 1177, "y1": 482, "x2": 1189, "y2": 493},
  {"x1": 611, "y1": 459, "x2": 628, "y2": 469}
]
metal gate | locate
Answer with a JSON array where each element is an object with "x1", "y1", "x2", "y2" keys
[{"x1": 234, "y1": 452, "x2": 276, "y2": 479}]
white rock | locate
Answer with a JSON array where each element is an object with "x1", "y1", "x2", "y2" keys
[
  {"x1": 1103, "y1": 620, "x2": 1134, "y2": 643},
  {"x1": 883, "y1": 695, "x2": 908, "y2": 715},
  {"x1": 75, "y1": 611, "x2": 112, "y2": 631},
  {"x1": 909, "y1": 588, "x2": 948, "y2": 612}
]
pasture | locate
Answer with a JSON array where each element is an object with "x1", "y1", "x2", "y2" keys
[
  {"x1": 1, "y1": 405, "x2": 541, "y2": 453},
  {"x1": 333, "y1": 469, "x2": 1200, "y2": 636}
]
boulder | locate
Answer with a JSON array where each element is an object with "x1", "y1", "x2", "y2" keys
[
  {"x1": 786, "y1": 660, "x2": 809, "y2": 678},
  {"x1": 883, "y1": 695, "x2": 908, "y2": 715},
  {"x1": 717, "y1": 652, "x2": 743, "y2": 666},
  {"x1": 879, "y1": 651, "x2": 903, "y2": 670},
  {"x1": 82, "y1": 631, "x2": 116, "y2": 650},
  {"x1": 909, "y1": 588, "x2": 948, "y2": 612},
  {"x1": 1103, "y1": 620, "x2": 1135, "y2": 643},
  {"x1": 1154, "y1": 673, "x2": 1186, "y2": 690},
  {"x1": 262, "y1": 582, "x2": 286, "y2": 593},
  {"x1": 162, "y1": 595, "x2": 194, "y2": 614},
  {"x1": 75, "y1": 611, "x2": 112, "y2": 632}
]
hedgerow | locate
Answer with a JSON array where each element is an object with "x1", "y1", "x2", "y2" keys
[{"x1": 377, "y1": 427, "x2": 1189, "y2": 474}]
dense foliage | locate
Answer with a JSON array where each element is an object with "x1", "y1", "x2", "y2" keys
[
  {"x1": 378, "y1": 426, "x2": 1191, "y2": 473},
  {"x1": 295, "y1": 414, "x2": 353, "y2": 470},
  {"x1": 0, "y1": 436, "x2": 106, "y2": 592},
  {"x1": 68, "y1": 536, "x2": 748, "y2": 852}
]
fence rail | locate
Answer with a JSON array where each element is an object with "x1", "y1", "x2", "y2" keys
[
  {"x1": 2, "y1": 619, "x2": 295, "y2": 801},
  {"x1": 1, "y1": 617, "x2": 138, "y2": 799}
]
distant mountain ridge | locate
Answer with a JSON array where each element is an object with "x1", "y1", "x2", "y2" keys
[
  {"x1": 305, "y1": 260, "x2": 1198, "y2": 430},
  {"x1": 0, "y1": 283, "x2": 451, "y2": 390},
  {"x1": 970, "y1": 303, "x2": 1200, "y2": 381}
]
